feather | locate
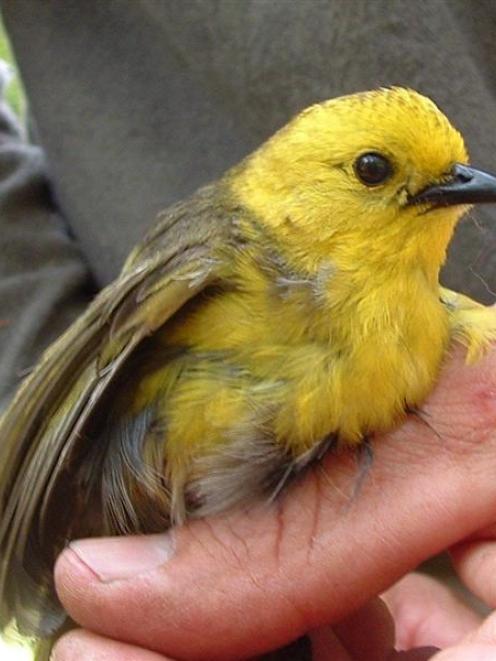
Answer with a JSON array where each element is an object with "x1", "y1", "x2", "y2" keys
[{"x1": 0, "y1": 182, "x2": 233, "y2": 636}]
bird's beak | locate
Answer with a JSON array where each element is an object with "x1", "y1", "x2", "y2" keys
[{"x1": 408, "y1": 163, "x2": 496, "y2": 208}]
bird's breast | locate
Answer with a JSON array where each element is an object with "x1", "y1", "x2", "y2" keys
[
  {"x1": 159, "y1": 263, "x2": 451, "y2": 459},
  {"x1": 271, "y1": 277, "x2": 452, "y2": 450}
]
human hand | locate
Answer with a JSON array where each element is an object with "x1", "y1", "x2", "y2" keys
[{"x1": 51, "y1": 345, "x2": 496, "y2": 659}]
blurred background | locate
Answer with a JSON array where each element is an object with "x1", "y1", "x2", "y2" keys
[
  {"x1": 0, "y1": 17, "x2": 24, "y2": 118},
  {"x1": 0, "y1": 17, "x2": 31, "y2": 661}
]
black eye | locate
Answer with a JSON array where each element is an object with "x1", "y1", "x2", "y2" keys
[{"x1": 354, "y1": 152, "x2": 393, "y2": 186}]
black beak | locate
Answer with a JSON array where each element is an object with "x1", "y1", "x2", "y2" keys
[{"x1": 408, "y1": 163, "x2": 496, "y2": 208}]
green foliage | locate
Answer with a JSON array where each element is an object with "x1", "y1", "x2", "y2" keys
[{"x1": 0, "y1": 18, "x2": 25, "y2": 119}]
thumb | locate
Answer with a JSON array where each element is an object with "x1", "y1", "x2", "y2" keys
[{"x1": 54, "y1": 346, "x2": 496, "y2": 660}]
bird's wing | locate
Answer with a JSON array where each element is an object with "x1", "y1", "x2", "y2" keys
[{"x1": 0, "y1": 182, "x2": 233, "y2": 637}]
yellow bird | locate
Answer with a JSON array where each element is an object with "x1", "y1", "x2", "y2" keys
[{"x1": 1, "y1": 87, "x2": 496, "y2": 646}]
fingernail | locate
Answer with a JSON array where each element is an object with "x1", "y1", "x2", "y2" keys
[
  {"x1": 69, "y1": 533, "x2": 175, "y2": 583},
  {"x1": 392, "y1": 647, "x2": 440, "y2": 660}
]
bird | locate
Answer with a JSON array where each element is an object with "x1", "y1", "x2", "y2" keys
[{"x1": 1, "y1": 86, "x2": 496, "y2": 648}]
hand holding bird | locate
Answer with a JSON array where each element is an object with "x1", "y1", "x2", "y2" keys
[{"x1": 51, "y1": 344, "x2": 496, "y2": 659}]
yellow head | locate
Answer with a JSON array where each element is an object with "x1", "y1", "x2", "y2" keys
[{"x1": 232, "y1": 87, "x2": 476, "y2": 281}]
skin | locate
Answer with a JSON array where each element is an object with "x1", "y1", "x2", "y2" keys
[{"x1": 51, "y1": 343, "x2": 496, "y2": 660}]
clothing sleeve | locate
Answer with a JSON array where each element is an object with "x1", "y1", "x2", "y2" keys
[{"x1": 0, "y1": 87, "x2": 96, "y2": 407}]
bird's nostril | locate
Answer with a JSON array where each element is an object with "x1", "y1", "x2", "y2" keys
[{"x1": 452, "y1": 164, "x2": 473, "y2": 183}]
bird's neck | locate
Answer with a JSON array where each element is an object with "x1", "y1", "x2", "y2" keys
[{"x1": 229, "y1": 232, "x2": 446, "y2": 355}]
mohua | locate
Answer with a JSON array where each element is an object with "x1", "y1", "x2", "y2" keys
[{"x1": 1, "y1": 87, "x2": 496, "y2": 653}]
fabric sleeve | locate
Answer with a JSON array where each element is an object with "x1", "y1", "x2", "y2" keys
[{"x1": 0, "y1": 88, "x2": 96, "y2": 406}]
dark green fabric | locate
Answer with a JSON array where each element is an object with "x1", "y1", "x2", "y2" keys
[{"x1": 1, "y1": 0, "x2": 495, "y2": 394}]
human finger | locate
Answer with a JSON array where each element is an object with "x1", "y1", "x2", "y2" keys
[
  {"x1": 383, "y1": 572, "x2": 481, "y2": 650},
  {"x1": 52, "y1": 629, "x2": 176, "y2": 660}
]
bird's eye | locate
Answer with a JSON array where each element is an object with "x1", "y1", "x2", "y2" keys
[{"x1": 354, "y1": 152, "x2": 393, "y2": 186}]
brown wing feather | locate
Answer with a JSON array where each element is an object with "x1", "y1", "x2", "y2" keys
[{"x1": 0, "y1": 182, "x2": 233, "y2": 637}]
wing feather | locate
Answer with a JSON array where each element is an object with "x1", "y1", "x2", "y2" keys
[{"x1": 0, "y1": 182, "x2": 233, "y2": 636}]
